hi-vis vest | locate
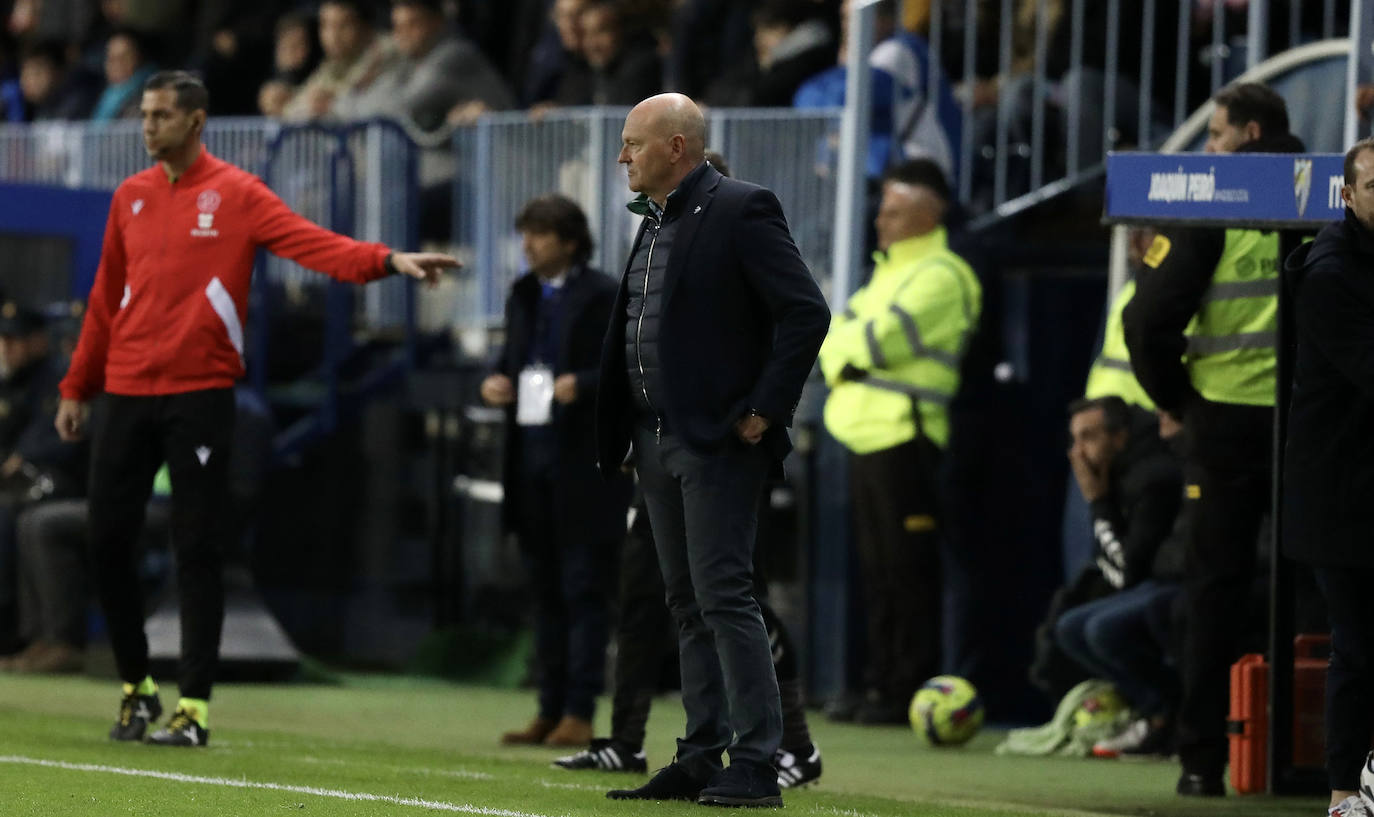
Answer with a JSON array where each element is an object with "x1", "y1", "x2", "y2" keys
[
  {"x1": 1182, "y1": 229, "x2": 1278, "y2": 407},
  {"x1": 819, "y1": 227, "x2": 981, "y2": 454},
  {"x1": 1085, "y1": 278, "x2": 1155, "y2": 410}
]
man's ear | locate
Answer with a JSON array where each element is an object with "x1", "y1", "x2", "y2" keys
[
  {"x1": 191, "y1": 109, "x2": 207, "y2": 134},
  {"x1": 1244, "y1": 120, "x2": 1262, "y2": 143},
  {"x1": 1343, "y1": 184, "x2": 1356, "y2": 209}
]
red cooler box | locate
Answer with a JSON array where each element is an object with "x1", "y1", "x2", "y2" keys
[{"x1": 1227, "y1": 635, "x2": 1330, "y2": 794}]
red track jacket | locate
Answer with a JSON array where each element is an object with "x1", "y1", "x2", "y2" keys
[{"x1": 60, "y1": 147, "x2": 393, "y2": 401}]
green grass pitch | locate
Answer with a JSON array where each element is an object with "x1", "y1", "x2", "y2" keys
[{"x1": 0, "y1": 673, "x2": 1327, "y2": 817}]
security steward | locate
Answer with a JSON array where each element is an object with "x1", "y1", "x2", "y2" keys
[
  {"x1": 1123, "y1": 82, "x2": 1302, "y2": 797},
  {"x1": 817, "y1": 158, "x2": 981, "y2": 724},
  {"x1": 1085, "y1": 276, "x2": 1155, "y2": 411}
]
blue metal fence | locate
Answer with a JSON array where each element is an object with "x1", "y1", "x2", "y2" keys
[{"x1": 449, "y1": 107, "x2": 843, "y2": 330}]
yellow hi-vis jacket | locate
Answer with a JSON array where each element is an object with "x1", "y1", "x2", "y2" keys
[
  {"x1": 1084, "y1": 278, "x2": 1156, "y2": 410},
  {"x1": 819, "y1": 227, "x2": 981, "y2": 453},
  {"x1": 1184, "y1": 229, "x2": 1279, "y2": 406}
]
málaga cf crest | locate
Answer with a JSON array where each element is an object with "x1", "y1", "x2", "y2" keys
[{"x1": 1294, "y1": 158, "x2": 1313, "y2": 218}]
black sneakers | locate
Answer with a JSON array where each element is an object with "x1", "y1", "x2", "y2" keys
[
  {"x1": 699, "y1": 760, "x2": 784, "y2": 808},
  {"x1": 775, "y1": 743, "x2": 822, "y2": 789},
  {"x1": 554, "y1": 738, "x2": 647, "y2": 773},
  {"x1": 147, "y1": 707, "x2": 210, "y2": 747},
  {"x1": 607, "y1": 762, "x2": 706, "y2": 801},
  {"x1": 109, "y1": 688, "x2": 162, "y2": 742}
]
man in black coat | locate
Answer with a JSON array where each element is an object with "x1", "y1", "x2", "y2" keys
[
  {"x1": 482, "y1": 194, "x2": 629, "y2": 749},
  {"x1": 1284, "y1": 138, "x2": 1374, "y2": 817},
  {"x1": 597, "y1": 93, "x2": 830, "y2": 808}
]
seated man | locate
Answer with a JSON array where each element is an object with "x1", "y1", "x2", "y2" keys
[
  {"x1": 0, "y1": 303, "x2": 86, "y2": 656},
  {"x1": 1034, "y1": 396, "x2": 1183, "y2": 756}
]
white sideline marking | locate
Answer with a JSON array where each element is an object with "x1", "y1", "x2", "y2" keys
[
  {"x1": 296, "y1": 755, "x2": 494, "y2": 780},
  {"x1": 0, "y1": 755, "x2": 563, "y2": 817}
]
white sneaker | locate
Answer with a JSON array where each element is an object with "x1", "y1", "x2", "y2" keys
[
  {"x1": 1359, "y1": 751, "x2": 1374, "y2": 808},
  {"x1": 1330, "y1": 795, "x2": 1374, "y2": 817},
  {"x1": 1091, "y1": 718, "x2": 1150, "y2": 758}
]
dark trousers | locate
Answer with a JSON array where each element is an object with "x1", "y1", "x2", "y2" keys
[
  {"x1": 17, "y1": 498, "x2": 171, "y2": 648},
  {"x1": 850, "y1": 436, "x2": 943, "y2": 704},
  {"x1": 633, "y1": 426, "x2": 781, "y2": 777},
  {"x1": 610, "y1": 496, "x2": 805, "y2": 752},
  {"x1": 88, "y1": 390, "x2": 235, "y2": 701},
  {"x1": 516, "y1": 443, "x2": 614, "y2": 721},
  {"x1": 1176, "y1": 460, "x2": 1270, "y2": 777},
  {"x1": 1054, "y1": 579, "x2": 1182, "y2": 717},
  {"x1": 1314, "y1": 567, "x2": 1374, "y2": 792}
]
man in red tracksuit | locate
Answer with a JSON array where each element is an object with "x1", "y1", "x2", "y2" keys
[{"x1": 54, "y1": 70, "x2": 455, "y2": 747}]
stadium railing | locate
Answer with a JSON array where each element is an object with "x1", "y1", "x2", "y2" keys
[
  {"x1": 448, "y1": 106, "x2": 843, "y2": 330},
  {"x1": 0, "y1": 117, "x2": 417, "y2": 333}
]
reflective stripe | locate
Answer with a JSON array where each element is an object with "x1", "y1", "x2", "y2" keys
[
  {"x1": 1186, "y1": 331, "x2": 1276, "y2": 356},
  {"x1": 859, "y1": 373, "x2": 953, "y2": 406},
  {"x1": 1200, "y1": 278, "x2": 1278, "y2": 303},
  {"x1": 1096, "y1": 356, "x2": 1133, "y2": 373},
  {"x1": 888, "y1": 304, "x2": 961, "y2": 368},
  {"x1": 864, "y1": 321, "x2": 888, "y2": 369},
  {"x1": 204, "y1": 277, "x2": 244, "y2": 363}
]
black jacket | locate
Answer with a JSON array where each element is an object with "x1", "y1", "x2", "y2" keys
[
  {"x1": 496, "y1": 266, "x2": 630, "y2": 543},
  {"x1": 1088, "y1": 406, "x2": 1184, "y2": 588},
  {"x1": 1123, "y1": 132, "x2": 1304, "y2": 468},
  {"x1": 0, "y1": 353, "x2": 85, "y2": 498},
  {"x1": 1282, "y1": 210, "x2": 1374, "y2": 567},
  {"x1": 595, "y1": 163, "x2": 831, "y2": 473}
]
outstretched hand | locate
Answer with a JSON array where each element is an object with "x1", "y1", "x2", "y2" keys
[{"x1": 391, "y1": 252, "x2": 460, "y2": 285}]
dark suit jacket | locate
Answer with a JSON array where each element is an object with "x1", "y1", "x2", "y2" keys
[
  {"x1": 496, "y1": 265, "x2": 630, "y2": 544},
  {"x1": 595, "y1": 164, "x2": 831, "y2": 475},
  {"x1": 1283, "y1": 211, "x2": 1374, "y2": 568}
]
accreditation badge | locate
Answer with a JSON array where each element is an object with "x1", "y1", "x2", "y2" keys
[
  {"x1": 1142, "y1": 235, "x2": 1171, "y2": 268},
  {"x1": 516, "y1": 364, "x2": 554, "y2": 426}
]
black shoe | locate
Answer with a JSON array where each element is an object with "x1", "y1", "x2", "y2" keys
[
  {"x1": 147, "y1": 707, "x2": 210, "y2": 747},
  {"x1": 1176, "y1": 772, "x2": 1224, "y2": 797},
  {"x1": 775, "y1": 743, "x2": 822, "y2": 788},
  {"x1": 109, "y1": 687, "x2": 162, "y2": 742},
  {"x1": 554, "y1": 738, "x2": 647, "y2": 773},
  {"x1": 698, "y1": 760, "x2": 784, "y2": 808},
  {"x1": 606, "y1": 762, "x2": 705, "y2": 801}
]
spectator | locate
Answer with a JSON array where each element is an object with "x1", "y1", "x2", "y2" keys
[
  {"x1": 667, "y1": 0, "x2": 754, "y2": 100},
  {"x1": 0, "y1": 303, "x2": 85, "y2": 657},
  {"x1": 89, "y1": 29, "x2": 156, "y2": 122},
  {"x1": 281, "y1": 0, "x2": 398, "y2": 124},
  {"x1": 705, "y1": 0, "x2": 835, "y2": 108},
  {"x1": 817, "y1": 159, "x2": 981, "y2": 724},
  {"x1": 481, "y1": 194, "x2": 629, "y2": 748},
  {"x1": 333, "y1": 0, "x2": 515, "y2": 132},
  {"x1": 794, "y1": 0, "x2": 961, "y2": 183},
  {"x1": 523, "y1": 0, "x2": 588, "y2": 106},
  {"x1": 273, "y1": 13, "x2": 322, "y2": 88},
  {"x1": 258, "y1": 14, "x2": 323, "y2": 119},
  {"x1": 189, "y1": 1, "x2": 277, "y2": 116},
  {"x1": 553, "y1": 0, "x2": 661, "y2": 107},
  {"x1": 1049, "y1": 396, "x2": 1183, "y2": 758},
  {"x1": 13, "y1": 40, "x2": 101, "y2": 122}
]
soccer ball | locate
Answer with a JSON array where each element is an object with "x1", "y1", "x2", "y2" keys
[{"x1": 909, "y1": 675, "x2": 984, "y2": 746}]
